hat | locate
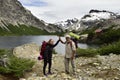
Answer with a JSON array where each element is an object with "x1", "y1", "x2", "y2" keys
[{"x1": 65, "y1": 35, "x2": 71, "y2": 38}]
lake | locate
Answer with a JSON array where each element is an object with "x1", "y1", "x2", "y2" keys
[{"x1": 0, "y1": 36, "x2": 97, "y2": 54}]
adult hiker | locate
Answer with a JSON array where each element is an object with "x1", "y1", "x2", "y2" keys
[
  {"x1": 43, "y1": 38, "x2": 60, "y2": 76},
  {"x1": 59, "y1": 35, "x2": 76, "y2": 74}
]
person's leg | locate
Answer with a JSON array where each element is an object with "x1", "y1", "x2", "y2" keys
[
  {"x1": 43, "y1": 59, "x2": 47, "y2": 75},
  {"x1": 48, "y1": 59, "x2": 52, "y2": 73},
  {"x1": 65, "y1": 57, "x2": 70, "y2": 74},
  {"x1": 71, "y1": 59, "x2": 76, "y2": 74}
]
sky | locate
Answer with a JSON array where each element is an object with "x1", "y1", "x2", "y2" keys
[{"x1": 18, "y1": 0, "x2": 120, "y2": 23}]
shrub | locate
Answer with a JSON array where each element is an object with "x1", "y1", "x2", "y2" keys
[
  {"x1": 76, "y1": 48, "x2": 98, "y2": 57},
  {"x1": 0, "y1": 49, "x2": 8, "y2": 56},
  {"x1": 98, "y1": 40, "x2": 120, "y2": 55},
  {"x1": 98, "y1": 28, "x2": 120, "y2": 44},
  {"x1": 7, "y1": 56, "x2": 35, "y2": 77},
  {"x1": 0, "y1": 67, "x2": 11, "y2": 73},
  {"x1": 53, "y1": 49, "x2": 58, "y2": 54},
  {"x1": 0, "y1": 57, "x2": 35, "y2": 77},
  {"x1": 0, "y1": 49, "x2": 35, "y2": 77}
]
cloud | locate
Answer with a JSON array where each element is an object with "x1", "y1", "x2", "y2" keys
[
  {"x1": 18, "y1": 0, "x2": 120, "y2": 23},
  {"x1": 18, "y1": 0, "x2": 47, "y2": 6}
]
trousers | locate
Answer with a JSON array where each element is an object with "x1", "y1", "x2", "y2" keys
[
  {"x1": 64, "y1": 57, "x2": 75, "y2": 73},
  {"x1": 43, "y1": 58, "x2": 52, "y2": 75}
]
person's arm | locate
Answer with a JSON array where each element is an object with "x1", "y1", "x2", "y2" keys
[
  {"x1": 71, "y1": 50, "x2": 76, "y2": 60},
  {"x1": 71, "y1": 41, "x2": 76, "y2": 60},
  {"x1": 59, "y1": 37, "x2": 66, "y2": 44},
  {"x1": 52, "y1": 40, "x2": 60, "y2": 48}
]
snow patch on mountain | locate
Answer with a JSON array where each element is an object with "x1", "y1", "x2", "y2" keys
[
  {"x1": 55, "y1": 18, "x2": 80, "y2": 30},
  {"x1": 81, "y1": 10, "x2": 117, "y2": 22}
]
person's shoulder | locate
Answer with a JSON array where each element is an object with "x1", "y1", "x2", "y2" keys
[{"x1": 71, "y1": 40, "x2": 75, "y2": 45}]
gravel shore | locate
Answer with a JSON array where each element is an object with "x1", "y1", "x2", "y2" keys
[{"x1": 12, "y1": 43, "x2": 120, "y2": 80}]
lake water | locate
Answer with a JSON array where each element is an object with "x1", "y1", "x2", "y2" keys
[{"x1": 0, "y1": 36, "x2": 97, "y2": 54}]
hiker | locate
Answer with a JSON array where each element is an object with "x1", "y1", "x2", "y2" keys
[
  {"x1": 59, "y1": 35, "x2": 76, "y2": 74},
  {"x1": 43, "y1": 38, "x2": 60, "y2": 76}
]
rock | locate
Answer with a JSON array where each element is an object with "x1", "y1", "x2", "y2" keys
[
  {"x1": 61, "y1": 73, "x2": 71, "y2": 79},
  {"x1": 76, "y1": 69, "x2": 81, "y2": 73},
  {"x1": 0, "y1": 55, "x2": 9, "y2": 67},
  {"x1": 72, "y1": 78, "x2": 77, "y2": 80},
  {"x1": 103, "y1": 66, "x2": 109, "y2": 69},
  {"x1": 31, "y1": 73, "x2": 37, "y2": 77},
  {"x1": 48, "y1": 74, "x2": 57, "y2": 78},
  {"x1": 13, "y1": 43, "x2": 40, "y2": 60},
  {"x1": 114, "y1": 77, "x2": 119, "y2": 80},
  {"x1": 27, "y1": 77, "x2": 48, "y2": 80},
  {"x1": 109, "y1": 53, "x2": 115, "y2": 57},
  {"x1": 97, "y1": 67, "x2": 102, "y2": 70},
  {"x1": 93, "y1": 62, "x2": 100, "y2": 66},
  {"x1": 19, "y1": 78, "x2": 26, "y2": 80},
  {"x1": 97, "y1": 78, "x2": 104, "y2": 80},
  {"x1": 77, "y1": 76, "x2": 82, "y2": 80}
]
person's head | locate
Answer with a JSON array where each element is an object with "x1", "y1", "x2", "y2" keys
[
  {"x1": 65, "y1": 35, "x2": 71, "y2": 41},
  {"x1": 48, "y1": 39, "x2": 54, "y2": 45}
]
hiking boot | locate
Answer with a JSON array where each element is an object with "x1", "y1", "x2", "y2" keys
[
  {"x1": 44, "y1": 74, "x2": 48, "y2": 77},
  {"x1": 47, "y1": 72, "x2": 54, "y2": 75},
  {"x1": 65, "y1": 71, "x2": 70, "y2": 74}
]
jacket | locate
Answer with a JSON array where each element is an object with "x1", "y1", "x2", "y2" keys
[{"x1": 43, "y1": 40, "x2": 60, "y2": 60}]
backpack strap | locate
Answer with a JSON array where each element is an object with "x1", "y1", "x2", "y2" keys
[{"x1": 70, "y1": 41, "x2": 73, "y2": 51}]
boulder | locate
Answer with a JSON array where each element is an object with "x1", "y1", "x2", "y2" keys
[
  {"x1": 76, "y1": 69, "x2": 81, "y2": 73},
  {"x1": 13, "y1": 43, "x2": 40, "y2": 60}
]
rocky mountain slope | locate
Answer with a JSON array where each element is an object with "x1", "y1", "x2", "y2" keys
[
  {"x1": 56, "y1": 10, "x2": 120, "y2": 31},
  {"x1": 0, "y1": 0, "x2": 62, "y2": 33}
]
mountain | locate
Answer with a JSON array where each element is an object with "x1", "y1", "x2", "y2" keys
[
  {"x1": 55, "y1": 18, "x2": 85, "y2": 31},
  {"x1": 56, "y1": 9, "x2": 120, "y2": 31},
  {"x1": 81, "y1": 10, "x2": 117, "y2": 22},
  {"x1": 0, "y1": 0, "x2": 62, "y2": 33}
]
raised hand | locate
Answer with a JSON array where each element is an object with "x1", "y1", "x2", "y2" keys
[{"x1": 59, "y1": 36, "x2": 61, "y2": 41}]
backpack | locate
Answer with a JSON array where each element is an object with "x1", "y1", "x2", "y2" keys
[
  {"x1": 71, "y1": 38, "x2": 78, "y2": 48},
  {"x1": 38, "y1": 41, "x2": 47, "y2": 60}
]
